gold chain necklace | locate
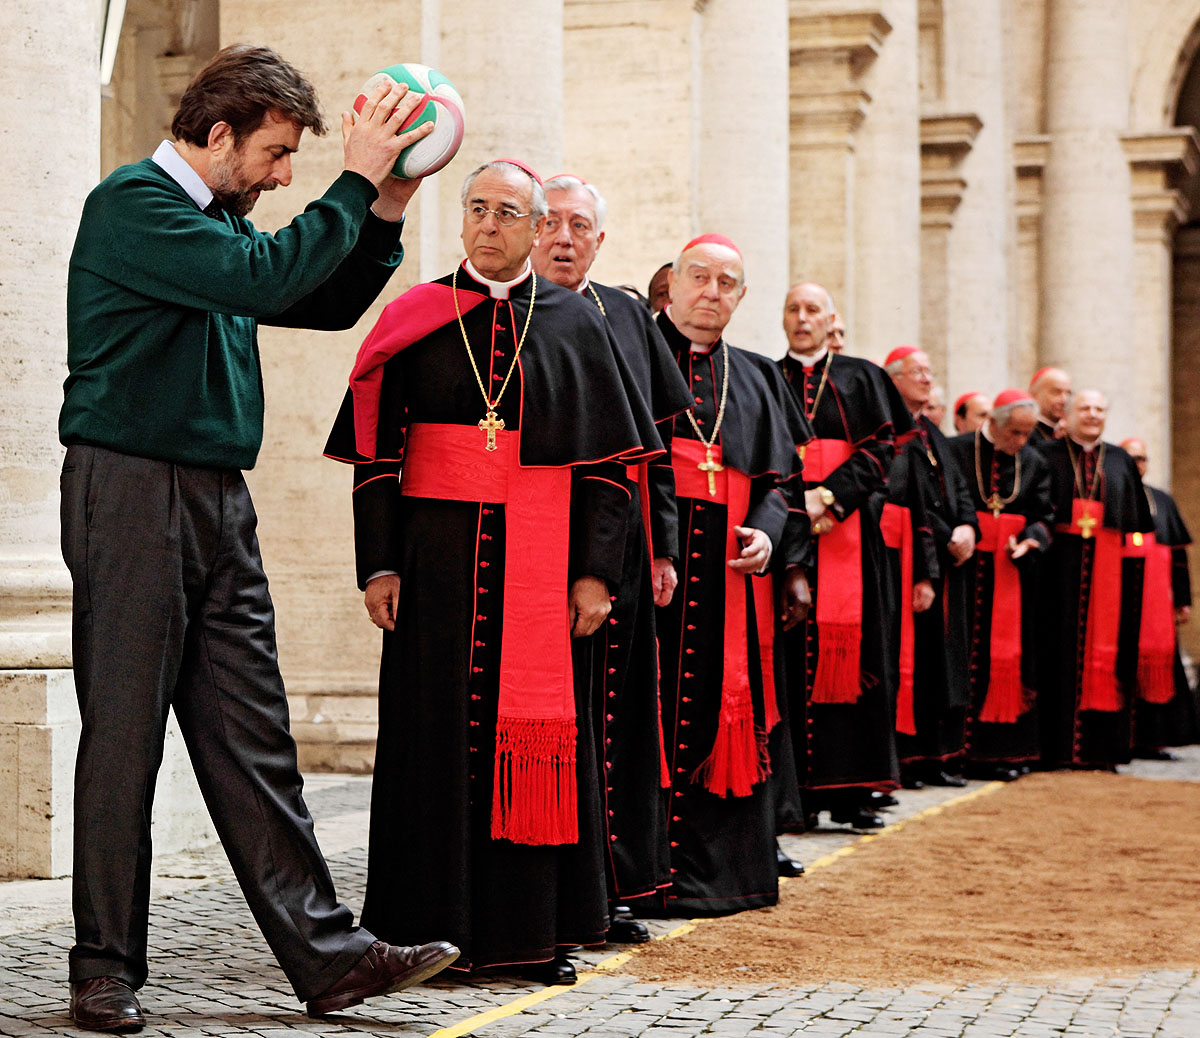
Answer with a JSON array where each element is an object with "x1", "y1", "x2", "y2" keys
[
  {"x1": 684, "y1": 339, "x2": 731, "y2": 496},
  {"x1": 453, "y1": 266, "x2": 537, "y2": 451},
  {"x1": 586, "y1": 282, "x2": 605, "y2": 316},
  {"x1": 974, "y1": 429, "x2": 1021, "y2": 518}
]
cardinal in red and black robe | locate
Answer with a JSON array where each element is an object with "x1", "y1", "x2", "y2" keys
[
  {"x1": 324, "y1": 255, "x2": 660, "y2": 974},
  {"x1": 1034, "y1": 392, "x2": 1153, "y2": 769},
  {"x1": 946, "y1": 392, "x2": 1055, "y2": 776},
  {"x1": 641, "y1": 236, "x2": 812, "y2": 916}
]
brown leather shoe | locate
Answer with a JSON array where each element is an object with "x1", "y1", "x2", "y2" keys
[
  {"x1": 69, "y1": 977, "x2": 144, "y2": 1033},
  {"x1": 306, "y1": 940, "x2": 460, "y2": 1017}
]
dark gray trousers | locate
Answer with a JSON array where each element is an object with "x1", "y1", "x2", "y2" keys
[{"x1": 59, "y1": 444, "x2": 374, "y2": 999}]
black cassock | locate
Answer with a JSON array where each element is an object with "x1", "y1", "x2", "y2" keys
[
  {"x1": 645, "y1": 312, "x2": 810, "y2": 916},
  {"x1": 584, "y1": 282, "x2": 693, "y2": 904},
  {"x1": 1133, "y1": 484, "x2": 1199, "y2": 748},
  {"x1": 894, "y1": 416, "x2": 978, "y2": 768},
  {"x1": 778, "y1": 352, "x2": 900, "y2": 804},
  {"x1": 325, "y1": 265, "x2": 656, "y2": 970},
  {"x1": 945, "y1": 432, "x2": 1054, "y2": 765},
  {"x1": 1035, "y1": 438, "x2": 1153, "y2": 768}
]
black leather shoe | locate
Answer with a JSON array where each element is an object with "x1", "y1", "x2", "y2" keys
[
  {"x1": 306, "y1": 940, "x2": 460, "y2": 1017},
  {"x1": 900, "y1": 775, "x2": 926, "y2": 790},
  {"x1": 607, "y1": 906, "x2": 651, "y2": 944},
  {"x1": 869, "y1": 791, "x2": 899, "y2": 808},
  {"x1": 69, "y1": 977, "x2": 144, "y2": 1033},
  {"x1": 927, "y1": 770, "x2": 968, "y2": 788},
  {"x1": 776, "y1": 843, "x2": 805, "y2": 877},
  {"x1": 1134, "y1": 747, "x2": 1179, "y2": 761},
  {"x1": 830, "y1": 807, "x2": 886, "y2": 830},
  {"x1": 991, "y1": 766, "x2": 1021, "y2": 782},
  {"x1": 519, "y1": 953, "x2": 576, "y2": 986}
]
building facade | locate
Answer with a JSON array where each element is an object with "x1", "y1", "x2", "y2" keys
[{"x1": 3, "y1": 0, "x2": 1199, "y2": 875}]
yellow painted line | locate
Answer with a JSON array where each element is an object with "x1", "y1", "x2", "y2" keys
[{"x1": 425, "y1": 781, "x2": 1005, "y2": 1037}]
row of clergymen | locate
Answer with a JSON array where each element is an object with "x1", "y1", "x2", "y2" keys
[{"x1": 329, "y1": 162, "x2": 1196, "y2": 988}]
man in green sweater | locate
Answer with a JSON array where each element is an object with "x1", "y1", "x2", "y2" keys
[{"x1": 58, "y1": 44, "x2": 458, "y2": 1033}]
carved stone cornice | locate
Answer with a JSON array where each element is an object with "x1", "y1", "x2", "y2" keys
[
  {"x1": 789, "y1": 9, "x2": 892, "y2": 79},
  {"x1": 919, "y1": 114, "x2": 981, "y2": 227},
  {"x1": 1121, "y1": 129, "x2": 1200, "y2": 242}
]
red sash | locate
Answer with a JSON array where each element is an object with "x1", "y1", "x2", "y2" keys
[
  {"x1": 1123, "y1": 531, "x2": 1175, "y2": 704},
  {"x1": 401, "y1": 423, "x2": 577, "y2": 845},
  {"x1": 802, "y1": 439, "x2": 862, "y2": 704},
  {"x1": 627, "y1": 463, "x2": 670, "y2": 788},
  {"x1": 879, "y1": 503, "x2": 915, "y2": 736},
  {"x1": 1056, "y1": 499, "x2": 1122, "y2": 712},
  {"x1": 975, "y1": 511, "x2": 1030, "y2": 723},
  {"x1": 672, "y1": 439, "x2": 776, "y2": 797}
]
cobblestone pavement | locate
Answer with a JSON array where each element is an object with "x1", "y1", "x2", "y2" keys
[{"x1": 1, "y1": 747, "x2": 1197, "y2": 1037}]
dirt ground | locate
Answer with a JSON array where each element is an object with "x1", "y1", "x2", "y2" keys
[{"x1": 623, "y1": 772, "x2": 1200, "y2": 986}]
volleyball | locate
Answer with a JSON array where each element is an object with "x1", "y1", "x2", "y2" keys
[{"x1": 354, "y1": 63, "x2": 466, "y2": 179}]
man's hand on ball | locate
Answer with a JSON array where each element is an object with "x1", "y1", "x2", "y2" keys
[{"x1": 341, "y1": 80, "x2": 434, "y2": 188}]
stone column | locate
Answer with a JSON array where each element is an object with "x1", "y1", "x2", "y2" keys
[
  {"x1": 789, "y1": 10, "x2": 891, "y2": 339},
  {"x1": 693, "y1": 0, "x2": 789, "y2": 354},
  {"x1": 852, "y1": 0, "x2": 921, "y2": 361},
  {"x1": 1013, "y1": 136, "x2": 1050, "y2": 385},
  {"x1": 1039, "y1": 0, "x2": 1134, "y2": 427},
  {"x1": 1119, "y1": 131, "x2": 1198, "y2": 468},
  {"x1": 1172, "y1": 225, "x2": 1200, "y2": 663},
  {"x1": 0, "y1": 0, "x2": 98, "y2": 878}
]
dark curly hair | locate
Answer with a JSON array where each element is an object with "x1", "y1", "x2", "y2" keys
[{"x1": 171, "y1": 44, "x2": 326, "y2": 146}]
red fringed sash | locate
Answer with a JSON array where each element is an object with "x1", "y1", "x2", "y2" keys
[
  {"x1": 401, "y1": 423, "x2": 578, "y2": 845},
  {"x1": 672, "y1": 439, "x2": 776, "y2": 797},
  {"x1": 880, "y1": 502, "x2": 916, "y2": 736},
  {"x1": 1056, "y1": 499, "x2": 1122, "y2": 712},
  {"x1": 1123, "y1": 531, "x2": 1176, "y2": 704},
  {"x1": 975, "y1": 511, "x2": 1029, "y2": 723},
  {"x1": 802, "y1": 439, "x2": 862, "y2": 704}
]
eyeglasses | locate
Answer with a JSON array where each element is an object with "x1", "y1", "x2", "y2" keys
[{"x1": 463, "y1": 205, "x2": 532, "y2": 227}]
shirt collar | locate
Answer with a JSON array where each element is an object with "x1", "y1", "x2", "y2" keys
[
  {"x1": 464, "y1": 258, "x2": 532, "y2": 299},
  {"x1": 981, "y1": 422, "x2": 996, "y2": 445},
  {"x1": 151, "y1": 140, "x2": 213, "y2": 211},
  {"x1": 1070, "y1": 435, "x2": 1100, "y2": 453},
  {"x1": 788, "y1": 346, "x2": 828, "y2": 369}
]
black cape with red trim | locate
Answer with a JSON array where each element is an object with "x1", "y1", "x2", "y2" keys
[
  {"x1": 777, "y1": 351, "x2": 902, "y2": 808},
  {"x1": 1135, "y1": 484, "x2": 1199, "y2": 748},
  {"x1": 323, "y1": 264, "x2": 656, "y2": 971},
  {"x1": 641, "y1": 311, "x2": 809, "y2": 917},
  {"x1": 946, "y1": 433, "x2": 1055, "y2": 765},
  {"x1": 1034, "y1": 437, "x2": 1152, "y2": 768}
]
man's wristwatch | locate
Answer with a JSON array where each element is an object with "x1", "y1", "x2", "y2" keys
[{"x1": 816, "y1": 486, "x2": 836, "y2": 507}]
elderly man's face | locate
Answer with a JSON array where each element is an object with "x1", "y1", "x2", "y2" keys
[
  {"x1": 531, "y1": 184, "x2": 604, "y2": 292},
  {"x1": 667, "y1": 244, "x2": 745, "y2": 344},
  {"x1": 991, "y1": 406, "x2": 1037, "y2": 455},
  {"x1": 955, "y1": 394, "x2": 990, "y2": 434},
  {"x1": 1124, "y1": 438, "x2": 1148, "y2": 479},
  {"x1": 1034, "y1": 370, "x2": 1072, "y2": 422},
  {"x1": 1067, "y1": 390, "x2": 1108, "y2": 443},
  {"x1": 828, "y1": 315, "x2": 846, "y2": 353},
  {"x1": 782, "y1": 283, "x2": 832, "y2": 356},
  {"x1": 461, "y1": 167, "x2": 545, "y2": 282},
  {"x1": 891, "y1": 351, "x2": 934, "y2": 411},
  {"x1": 648, "y1": 266, "x2": 671, "y2": 314}
]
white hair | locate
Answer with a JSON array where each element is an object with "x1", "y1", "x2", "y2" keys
[
  {"x1": 992, "y1": 399, "x2": 1037, "y2": 428},
  {"x1": 542, "y1": 175, "x2": 606, "y2": 231},
  {"x1": 460, "y1": 161, "x2": 548, "y2": 222}
]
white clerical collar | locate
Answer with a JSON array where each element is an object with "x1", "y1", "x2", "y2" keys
[
  {"x1": 981, "y1": 423, "x2": 996, "y2": 445},
  {"x1": 1070, "y1": 435, "x2": 1100, "y2": 453},
  {"x1": 789, "y1": 346, "x2": 828, "y2": 369},
  {"x1": 151, "y1": 139, "x2": 213, "y2": 211},
  {"x1": 464, "y1": 258, "x2": 532, "y2": 299},
  {"x1": 574, "y1": 277, "x2": 591, "y2": 295}
]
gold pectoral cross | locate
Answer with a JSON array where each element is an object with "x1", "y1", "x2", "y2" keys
[
  {"x1": 987, "y1": 493, "x2": 1003, "y2": 519},
  {"x1": 698, "y1": 447, "x2": 723, "y2": 496},
  {"x1": 478, "y1": 410, "x2": 504, "y2": 452},
  {"x1": 1077, "y1": 512, "x2": 1097, "y2": 539}
]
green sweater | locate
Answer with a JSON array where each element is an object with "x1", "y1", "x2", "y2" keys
[{"x1": 61, "y1": 158, "x2": 404, "y2": 469}]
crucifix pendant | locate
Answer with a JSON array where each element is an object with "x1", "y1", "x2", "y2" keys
[
  {"x1": 987, "y1": 493, "x2": 1003, "y2": 519},
  {"x1": 478, "y1": 410, "x2": 504, "y2": 451},
  {"x1": 698, "y1": 446, "x2": 723, "y2": 496},
  {"x1": 1077, "y1": 512, "x2": 1097, "y2": 539}
]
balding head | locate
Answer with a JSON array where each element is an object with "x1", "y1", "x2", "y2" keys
[
  {"x1": 1030, "y1": 367, "x2": 1072, "y2": 423},
  {"x1": 782, "y1": 281, "x2": 835, "y2": 358},
  {"x1": 1121, "y1": 437, "x2": 1148, "y2": 478},
  {"x1": 667, "y1": 239, "x2": 746, "y2": 345},
  {"x1": 1066, "y1": 389, "x2": 1108, "y2": 445}
]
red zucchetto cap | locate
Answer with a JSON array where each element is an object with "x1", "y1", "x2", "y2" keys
[
  {"x1": 954, "y1": 391, "x2": 983, "y2": 413},
  {"x1": 993, "y1": 388, "x2": 1034, "y2": 409},
  {"x1": 883, "y1": 345, "x2": 920, "y2": 368},
  {"x1": 491, "y1": 158, "x2": 543, "y2": 185},
  {"x1": 1029, "y1": 367, "x2": 1059, "y2": 389},
  {"x1": 682, "y1": 233, "x2": 742, "y2": 258}
]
